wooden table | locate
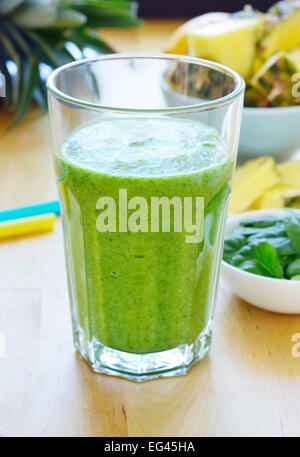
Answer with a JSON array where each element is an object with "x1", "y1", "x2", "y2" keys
[{"x1": 1, "y1": 20, "x2": 300, "y2": 438}]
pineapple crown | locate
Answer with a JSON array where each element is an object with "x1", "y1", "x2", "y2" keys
[{"x1": 0, "y1": 0, "x2": 140, "y2": 124}]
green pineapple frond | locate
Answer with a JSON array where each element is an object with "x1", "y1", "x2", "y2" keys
[{"x1": 0, "y1": 0, "x2": 141, "y2": 125}]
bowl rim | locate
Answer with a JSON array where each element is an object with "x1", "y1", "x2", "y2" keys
[
  {"x1": 243, "y1": 105, "x2": 300, "y2": 114},
  {"x1": 222, "y1": 208, "x2": 300, "y2": 285}
]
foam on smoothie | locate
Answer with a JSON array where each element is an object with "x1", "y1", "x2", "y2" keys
[{"x1": 61, "y1": 118, "x2": 228, "y2": 177}]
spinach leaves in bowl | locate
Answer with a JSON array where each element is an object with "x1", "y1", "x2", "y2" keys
[{"x1": 223, "y1": 209, "x2": 300, "y2": 280}]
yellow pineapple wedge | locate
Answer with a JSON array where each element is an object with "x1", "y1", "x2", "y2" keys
[
  {"x1": 188, "y1": 16, "x2": 263, "y2": 78},
  {"x1": 165, "y1": 12, "x2": 229, "y2": 55},
  {"x1": 229, "y1": 156, "x2": 280, "y2": 214},
  {"x1": 278, "y1": 159, "x2": 300, "y2": 186},
  {"x1": 255, "y1": 185, "x2": 300, "y2": 209},
  {"x1": 258, "y1": 2, "x2": 300, "y2": 61}
]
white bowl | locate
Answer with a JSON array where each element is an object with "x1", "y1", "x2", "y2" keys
[
  {"x1": 221, "y1": 209, "x2": 300, "y2": 314},
  {"x1": 239, "y1": 106, "x2": 300, "y2": 159}
]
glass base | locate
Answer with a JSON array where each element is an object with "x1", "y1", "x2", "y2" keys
[{"x1": 73, "y1": 320, "x2": 213, "y2": 382}]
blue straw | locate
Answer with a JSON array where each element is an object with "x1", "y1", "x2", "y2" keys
[{"x1": 0, "y1": 200, "x2": 61, "y2": 222}]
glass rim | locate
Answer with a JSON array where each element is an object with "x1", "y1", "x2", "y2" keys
[{"x1": 47, "y1": 53, "x2": 245, "y2": 114}]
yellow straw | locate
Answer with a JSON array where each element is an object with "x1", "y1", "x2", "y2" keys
[{"x1": 0, "y1": 213, "x2": 56, "y2": 240}]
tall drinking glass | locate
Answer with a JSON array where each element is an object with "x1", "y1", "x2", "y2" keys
[{"x1": 47, "y1": 54, "x2": 244, "y2": 381}]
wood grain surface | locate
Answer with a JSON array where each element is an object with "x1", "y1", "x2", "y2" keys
[{"x1": 0, "y1": 20, "x2": 300, "y2": 437}]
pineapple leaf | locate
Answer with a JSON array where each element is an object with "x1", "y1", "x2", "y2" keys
[
  {"x1": 33, "y1": 75, "x2": 47, "y2": 111},
  {"x1": 0, "y1": 52, "x2": 12, "y2": 108},
  {"x1": 13, "y1": 4, "x2": 88, "y2": 29},
  {"x1": 24, "y1": 30, "x2": 67, "y2": 67},
  {"x1": 72, "y1": 1, "x2": 141, "y2": 28},
  {"x1": 1, "y1": 20, "x2": 35, "y2": 57},
  {"x1": 13, "y1": 57, "x2": 38, "y2": 125},
  {"x1": 0, "y1": 1, "x2": 141, "y2": 124},
  {"x1": 11, "y1": 3, "x2": 58, "y2": 28},
  {"x1": 0, "y1": 29, "x2": 21, "y2": 106},
  {"x1": 0, "y1": 23, "x2": 39, "y2": 123},
  {"x1": 43, "y1": 8, "x2": 87, "y2": 29},
  {"x1": 0, "y1": 0, "x2": 24, "y2": 16},
  {"x1": 67, "y1": 28, "x2": 114, "y2": 54}
]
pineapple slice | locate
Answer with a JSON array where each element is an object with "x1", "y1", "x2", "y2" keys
[
  {"x1": 165, "y1": 12, "x2": 229, "y2": 55},
  {"x1": 288, "y1": 46, "x2": 300, "y2": 63},
  {"x1": 251, "y1": 49, "x2": 300, "y2": 106},
  {"x1": 229, "y1": 156, "x2": 280, "y2": 214},
  {"x1": 290, "y1": 197, "x2": 300, "y2": 209},
  {"x1": 248, "y1": 200, "x2": 261, "y2": 211},
  {"x1": 278, "y1": 159, "x2": 300, "y2": 187},
  {"x1": 188, "y1": 16, "x2": 263, "y2": 78},
  {"x1": 255, "y1": 185, "x2": 300, "y2": 209},
  {"x1": 259, "y1": 2, "x2": 300, "y2": 61},
  {"x1": 244, "y1": 81, "x2": 270, "y2": 107}
]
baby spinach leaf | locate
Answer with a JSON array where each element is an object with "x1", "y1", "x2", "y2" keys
[
  {"x1": 280, "y1": 255, "x2": 295, "y2": 271},
  {"x1": 223, "y1": 232, "x2": 246, "y2": 262},
  {"x1": 241, "y1": 215, "x2": 280, "y2": 228},
  {"x1": 286, "y1": 257, "x2": 300, "y2": 279},
  {"x1": 251, "y1": 237, "x2": 296, "y2": 257},
  {"x1": 251, "y1": 241, "x2": 284, "y2": 279},
  {"x1": 234, "y1": 227, "x2": 262, "y2": 236},
  {"x1": 247, "y1": 222, "x2": 286, "y2": 242},
  {"x1": 291, "y1": 274, "x2": 300, "y2": 281},
  {"x1": 284, "y1": 209, "x2": 300, "y2": 256},
  {"x1": 237, "y1": 259, "x2": 270, "y2": 277},
  {"x1": 231, "y1": 245, "x2": 254, "y2": 266}
]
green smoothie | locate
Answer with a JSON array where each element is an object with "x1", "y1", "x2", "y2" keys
[{"x1": 55, "y1": 118, "x2": 233, "y2": 354}]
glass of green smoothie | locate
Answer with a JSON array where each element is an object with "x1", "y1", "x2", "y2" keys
[{"x1": 47, "y1": 54, "x2": 244, "y2": 381}]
